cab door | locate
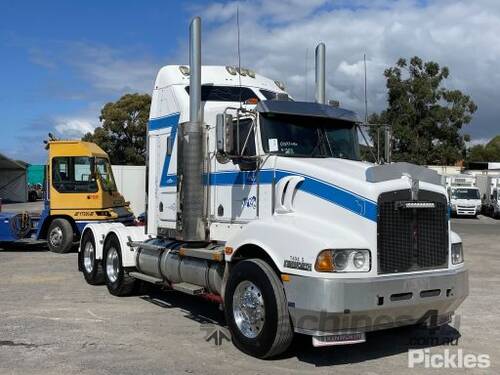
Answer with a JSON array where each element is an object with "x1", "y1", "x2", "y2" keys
[
  {"x1": 212, "y1": 119, "x2": 259, "y2": 223},
  {"x1": 154, "y1": 131, "x2": 177, "y2": 228}
]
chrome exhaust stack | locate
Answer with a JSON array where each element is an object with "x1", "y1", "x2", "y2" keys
[
  {"x1": 315, "y1": 42, "x2": 326, "y2": 104},
  {"x1": 178, "y1": 16, "x2": 206, "y2": 242}
]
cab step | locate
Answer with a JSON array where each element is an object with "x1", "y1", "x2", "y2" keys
[
  {"x1": 171, "y1": 282, "x2": 205, "y2": 295},
  {"x1": 129, "y1": 272, "x2": 163, "y2": 285},
  {"x1": 178, "y1": 246, "x2": 224, "y2": 262}
]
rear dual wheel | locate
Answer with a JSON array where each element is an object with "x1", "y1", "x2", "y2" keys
[
  {"x1": 103, "y1": 234, "x2": 137, "y2": 296},
  {"x1": 79, "y1": 231, "x2": 105, "y2": 285}
]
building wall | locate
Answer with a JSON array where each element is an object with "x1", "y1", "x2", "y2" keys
[
  {"x1": 426, "y1": 165, "x2": 463, "y2": 176},
  {"x1": 111, "y1": 165, "x2": 146, "y2": 216}
]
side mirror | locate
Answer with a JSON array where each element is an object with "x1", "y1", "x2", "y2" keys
[{"x1": 216, "y1": 113, "x2": 234, "y2": 154}]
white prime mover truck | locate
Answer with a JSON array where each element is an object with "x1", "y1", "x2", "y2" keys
[
  {"x1": 78, "y1": 17, "x2": 468, "y2": 358},
  {"x1": 445, "y1": 175, "x2": 481, "y2": 217}
]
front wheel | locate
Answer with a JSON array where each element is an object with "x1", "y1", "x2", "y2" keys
[
  {"x1": 224, "y1": 259, "x2": 293, "y2": 359},
  {"x1": 79, "y1": 230, "x2": 104, "y2": 285},
  {"x1": 103, "y1": 234, "x2": 137, "y2": 296},
  {"x1": 47, "y1": 218, "x2": 74, "y2": 253}
]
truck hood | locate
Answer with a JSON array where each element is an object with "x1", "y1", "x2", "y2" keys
[{"x1": 273, "y1": 157, "x2": 445, "y2": 208}]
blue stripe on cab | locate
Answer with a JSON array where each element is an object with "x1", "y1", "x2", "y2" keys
[
  {"x1": 206, "y1": 169, "x2": 377, "y2": 222},
  {"x1": 149, "y1": 113, "x2": 180, "y2": 131},
  {"x1": 149, "y1": 113, "x2": 180, "y2": 187}
]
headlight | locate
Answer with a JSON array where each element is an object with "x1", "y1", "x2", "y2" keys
[
  {"x1": 315, "y1": 249, "x2": 371, "y2": 272},
  {"x1": 451, "y1": 242, "x2": 464, "y2": 265}
]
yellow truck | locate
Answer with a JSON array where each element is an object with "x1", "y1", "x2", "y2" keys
[{"x1": 0, "y1": 140, "x2": 134, "y2": 253}]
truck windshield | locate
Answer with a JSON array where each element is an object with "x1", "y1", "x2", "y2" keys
[
  {"x1": 96, "y1": 158, "x2": 117, "y2": 192},
  {"x1": 260, "y1": 113, "x2": 360, "y2": 159},
  {"x1": 451, "y1": 188, "x2": 480, "y2": 200}
]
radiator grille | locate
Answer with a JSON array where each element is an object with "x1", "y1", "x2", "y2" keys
[{"x1": 377, "y1": 190, "x2": 448, "y2": 274}]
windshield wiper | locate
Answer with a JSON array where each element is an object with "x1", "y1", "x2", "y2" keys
[{"x1": 309, "y1": 129, "x2": 334, "y2": 157}]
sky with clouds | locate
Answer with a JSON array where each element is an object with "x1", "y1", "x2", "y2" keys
[{"x1": 1, "y1": 0, "x2": 499, "y2": 163}]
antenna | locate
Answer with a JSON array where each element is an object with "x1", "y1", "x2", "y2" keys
[
  {"x1": 363, "y1": 53, "x2": 368, "y2": 124},
  {"x1": 305, "y1": 48, "x2": 309, "y2": 100},
  {"x1": 236, "y1": 5, "x2": 242, "y2": 108},
  {"x1": 364, "y1": 54, "x2": 379, "y2": 162}
]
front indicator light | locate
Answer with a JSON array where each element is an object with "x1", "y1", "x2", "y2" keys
[{"x1": 315, "y1": 250, "x2": 334, "y2": 272}]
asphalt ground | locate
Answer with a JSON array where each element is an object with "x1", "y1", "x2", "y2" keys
[{"x1": 0, "y1": 203, "x2": 498, "y2": 374}]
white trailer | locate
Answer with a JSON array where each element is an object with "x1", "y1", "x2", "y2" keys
[
  {"x1": 477, "y1": 175, "x2": 500, "y2": 218},
  {"x1": 111, "y1": 165, "x2": 146, "y2": 216},
  {"x1": 78, "y1": 17, "x2": 468, "y2": 358},
  {"x1": 445, "y1": 175, "x2": 481, "y2": 217}
]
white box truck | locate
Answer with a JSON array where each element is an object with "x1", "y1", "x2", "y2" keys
[
  {"x1": 445, "y1": 175, "x2": 481, "y2": 217},
  {"x1": 77, "y1": 17, "x2": 468, "y2": 358}
]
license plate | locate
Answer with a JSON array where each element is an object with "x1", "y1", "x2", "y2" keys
[{"x1": 312, "y1": 332, "x2": 366, "y2": 347}]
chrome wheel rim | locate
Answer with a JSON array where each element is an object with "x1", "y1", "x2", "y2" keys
[
  {"x1": 106, "y1": 247, "x2": 120, "y2": 283},
  {"x1": 83, "y1": 241, "x2": 94, "y2": 274},
  {"x1": 49, "y1": 227, "x2": 63, "y2": 247},
  {"x1": 232, "y1": 281, "x2": 265, "y2": 338}
]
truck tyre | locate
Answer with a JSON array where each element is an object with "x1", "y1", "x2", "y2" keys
[
  {"x1": 79, "y1": 230, "x2": 104, "y2": 285},
  {"x1": 224, "y1": 259, "x2": 293, "y2": 359},
  {"x1": 103, "y1": 234, "x2": 137, "y2": 296},
  {"x1": 47, "y1": 218, "x2": 74, "y2": 254}
]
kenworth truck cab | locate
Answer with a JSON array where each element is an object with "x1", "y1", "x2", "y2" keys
[
  {"x1": 0, "y1": 140, "x2": 134, "y2": 253},
  {"x1": 78, "y1": 17, "x2": 468, "y2": 358}
]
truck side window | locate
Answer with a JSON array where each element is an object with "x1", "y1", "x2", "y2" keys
[{"x1": 52, "y1": 157, "x2": 98, "y2": 193}]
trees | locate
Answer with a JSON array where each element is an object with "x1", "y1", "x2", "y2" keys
[
  {"x1": 368, "y1": 57, "x2": 477, "y2": 165},
  {"x1": 467, "y1": 136, "x2": 500, "y2": 162},
  {"x1": 83, "y1": 93, "x2": 151, "y2": 165}
]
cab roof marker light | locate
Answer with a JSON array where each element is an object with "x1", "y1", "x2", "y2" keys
[
  {"x1": 179, "y1": 65, "x2": 190, "y2": 76},
  {"x1": 247, "y1": 69, "x2": 256, "y2": 78},
  {"x1": 226, "y1": 66, "x2": 237, "y2": 75},
  {"x1": 239, "y1": 67, "x2": 248, "y2": 76},
  {"x1": 274, "y1": 80, "x2": 285, "y2": 90}
]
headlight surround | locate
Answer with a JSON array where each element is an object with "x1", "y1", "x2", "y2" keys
[
  {"x1": 315, "y1": 249, "x2": 371, "y2": 272},
  {"x1": 451, "y1": 242, "x2": 464, "y2": 265}
]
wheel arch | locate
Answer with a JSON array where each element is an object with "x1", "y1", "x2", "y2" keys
[
  {"x1": 103, "y1": 226, "x2": 149, "y2": 267},
  {"x1": 39, "y1": 215, "x2": 77, "y2": 240},
  {"x1": 79, "y1": 222, "x2": 125, "y2": 260},
  {"x1": 231, "y1": 243, "x2": 281, "y2": 277}
]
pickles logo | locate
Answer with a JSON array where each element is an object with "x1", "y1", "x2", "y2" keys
[{"x1": 408, "y1": 349, "x2": 490, "y2": 369}]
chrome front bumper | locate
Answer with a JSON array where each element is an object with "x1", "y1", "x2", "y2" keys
[{"x1": 283, "y1": 268, "x2": 468, "y2": 336}]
